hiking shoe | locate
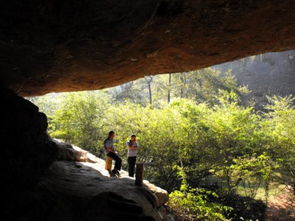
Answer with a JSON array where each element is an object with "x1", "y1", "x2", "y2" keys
[{"x1": 112, "y1": 169, "x2": 120, "y2": 177}]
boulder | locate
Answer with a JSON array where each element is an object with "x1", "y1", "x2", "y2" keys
[{"x1": 32, "y1": 139, "x2": 170, "y2": 221}]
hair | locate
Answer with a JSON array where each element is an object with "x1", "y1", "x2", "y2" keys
[
  {"x1": 108, "y1": 131, "x2": 115, "y2": 137},
  {"x1": 129, "y1": 135, "x2": 136, "y2": 144}
]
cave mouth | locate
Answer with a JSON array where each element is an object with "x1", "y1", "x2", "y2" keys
[{"x1": 2, "y1": 1, "x2": 295, "y2": 219}]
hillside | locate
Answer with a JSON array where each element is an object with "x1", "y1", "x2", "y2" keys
[{"x1": 214, "y1": 50, "x2": 295, "y2": 107}]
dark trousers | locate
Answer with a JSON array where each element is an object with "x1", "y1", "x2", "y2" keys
[
  {"x1": 128, "y1": 156, "x2": 137, "y2": 177},
  {"x1": 107, "y1": 152, "x2": 122, "y2": 171}
]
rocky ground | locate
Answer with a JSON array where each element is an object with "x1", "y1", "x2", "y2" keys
[{"x1": 26, "y1": 139, "x2": 172, "y2": 221}]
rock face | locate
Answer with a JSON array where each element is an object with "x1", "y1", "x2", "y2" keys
[
  {"x1": 1, "y1": 0, "x2": 295, "y2": 96},
  {"x1": 2, "y1": 89, "x2": 169, "y2": 221},
  {"x1": 2, "y1": 88, "x2": 57, "y2": 215}
]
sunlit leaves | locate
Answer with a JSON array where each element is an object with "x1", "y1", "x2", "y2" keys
[{"x1": 169, "y1": 166, "x2": 231, "y2": 220}]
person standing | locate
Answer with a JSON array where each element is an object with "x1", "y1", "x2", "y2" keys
[
  {"x1": 127, "y1": 135, "x2": 138, "y2": 177},
  {"x1": 104, "y1": 131, "x2": 122, "y2": 176}
]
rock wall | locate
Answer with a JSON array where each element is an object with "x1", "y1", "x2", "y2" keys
[{"x1": 2, "y1": 88, "x2": 57, "y2": 218}]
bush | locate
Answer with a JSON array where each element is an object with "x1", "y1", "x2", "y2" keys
[
  {"x1": 219, "y1": 193, "x2": 267, "y2": 221},
  {"x1": 168, "y1": 166, "x2": 232, "y2": 220}
]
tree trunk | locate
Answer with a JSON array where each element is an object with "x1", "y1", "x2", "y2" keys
[
  {"x1": 167, "y1": 73, "x2": 172, "y2": 103},
  {"x1": 145, "y1": 76, "x2": 153, "y2": 105},
  {"x1": 148, "y1": 83, "x2": 152, "y2": 105}
]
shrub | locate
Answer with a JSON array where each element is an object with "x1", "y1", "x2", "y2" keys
[
  {"x1": 219, "y1": 193, "x2": 267, "y2": 221},
  {"x1": 168, "y1": 167, "x2": 231, "y2": 220}
]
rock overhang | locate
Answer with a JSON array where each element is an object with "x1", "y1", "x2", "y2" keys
[{"x1": 0, "y1": 0, "x2": 295, "y2": 96}]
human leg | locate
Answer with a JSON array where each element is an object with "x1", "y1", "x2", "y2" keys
[
  {"x1": 128, "y1": 157, "x2": 136, "y2": 177},
  {"x1": 107, "y1": 152, "x2": 122, "y2": 171}
]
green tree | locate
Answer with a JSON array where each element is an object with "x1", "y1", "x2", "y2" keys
[
  {"x1": 169, "y1": 166, "x2": 231, "y2": 220},
  {"x1": 50, "y1": 91, "x2": 110, "y2": 153},
  {"x1": 261, "y1": 96, "x2": 295, "y2": 196}
]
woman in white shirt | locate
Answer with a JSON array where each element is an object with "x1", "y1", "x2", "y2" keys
[{"x1": 126, "y1": 135, "x2": 138, "y2": 177}]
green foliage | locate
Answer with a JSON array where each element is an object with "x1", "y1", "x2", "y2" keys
[
  {"x1": 261, "y1": 96, "x2": 295, "y2": 195},
  {"x1": 48, "y1": 91, "x2": 111, "y2": 153},
  {"x1": 169, "y1": 166, "x2": 231, "y2": 220}
]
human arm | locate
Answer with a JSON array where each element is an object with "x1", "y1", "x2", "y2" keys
[
  {"x1": 104, "y1": 140, "x2": 115, "y2": 153},
  {"x1": 128, "y1": 142, "x2": 138, "y2": 150}
]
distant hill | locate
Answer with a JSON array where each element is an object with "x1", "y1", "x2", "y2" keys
[{"x1": 214, "y1": 50, "x2": 295, "y2": 108}]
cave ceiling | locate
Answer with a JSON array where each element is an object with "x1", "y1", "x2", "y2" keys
[{"x1": 0, "y1": 0, "x2": 295, "y2": 96}]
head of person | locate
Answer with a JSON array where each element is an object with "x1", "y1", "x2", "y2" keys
[
  {"x1": 130, "y1": 135, "x2": 136, "y2": 142},
  {"x1": 108, "y1": 131, "x2": 115, "y2": 139}
]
